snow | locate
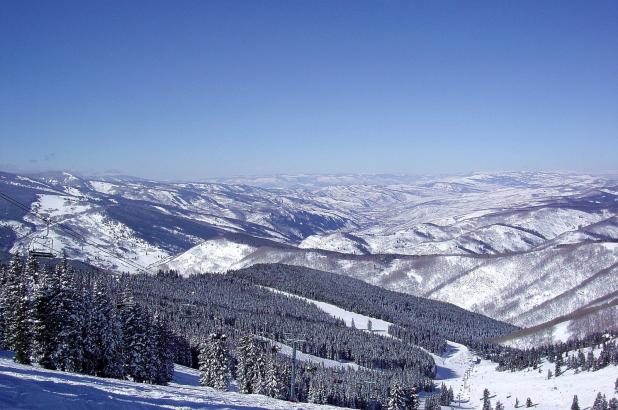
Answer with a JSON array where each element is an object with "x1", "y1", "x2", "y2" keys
[
  {"x1": 427, "y1": 341, "x2": 618, "y2": 409},
  {"x1": 264, "y1": 339, "x2": 366, "y2": 370},
  {"x1": 263, "y1": 287, "x2": 393, "y2": 334},
  {"x1": 35, "y1": 194, "x2": 91, "y2": 219},
  {"x1": 299, "y1": 233, "x2": 369, "y2": 255},
  {"x1": 161, "y1": 238, "x2": 257, "y2": 274},
  {"x1": 89, "y1": 181, "x2": 117, "y2": 194},
  {"x1": 0, "y1": 350, "x2": 339, "y2": 410}
]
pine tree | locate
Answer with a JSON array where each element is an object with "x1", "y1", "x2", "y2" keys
[
  {"x1": 555, "y1": 353, "x2": 563, "y2": 376},
  {"x1": 495, "y1": 401, "x2": 504, "y2": 410},
  {"x1": 482, "y1": 388, "x2": 492, "y2": 410},
  {"x1": 608, "y1": 398, "x2": 618, "y2": 410},
  {"x1": 387, "y1": 383, "x2": 405, "y2": 410},
  {"x1": 438, "y1": 382, "x2": 450, "y2": 405},
  {"x1": 571, "y1": 395, "x2": 580, "y2": 410},
  {"x1": 252, "y1": 347, "x2": 268, "y2": 395},
  {"x1": 199, "y1": 332, "x2": 231, "y2": 390},
  {"x1": 235, "y1": 335, "x2": 254, "y2": 394},
  {"x1": 405, "y1": 387, "x2": 420, "y2": 410},
  {"x1": 91, "y1": 281, "x2": 123, "y2": 378},
  {"x1": 30, "y1": 266, "x2": 60, "y2": 369},
  {"x1": 526, "y1": 397, "x2": 533, "y2": 407},
  {"x1": 151, "y1": 313, "x2": 174, "y2": 384},
  {"x1": 264, "y1": 354, "x2": 284, "y2": 399},
  {"x1": 120, "y1": 301, "x2": 153, "y2": 383},
  {"x1": 592, "y1": 393, "x2": 609, "y2": 410},
  {"x1": 54, "y1": 258, "x2": 84, "y2": 372},
  {"x1": 13, "y1": 272, "x2": 32, "y2": 365},
  {"x1": 515, "y1": 397, "x2": 520, "y2": 408},
  {"x1": 2, "y1": 253, "x2": 23, "y2": 350}
]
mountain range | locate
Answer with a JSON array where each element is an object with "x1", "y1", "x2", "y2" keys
[{"x1": 1, "y1": 170, "x2": 617, "y2": 332}]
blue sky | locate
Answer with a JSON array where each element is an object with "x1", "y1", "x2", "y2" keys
[{"x1": 1, "y1": 1, "x2": 616, "y2": 179}]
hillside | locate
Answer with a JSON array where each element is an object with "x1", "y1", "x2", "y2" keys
[{"x1": 0, "y1": 350, "x2": 339, "y2": 410}]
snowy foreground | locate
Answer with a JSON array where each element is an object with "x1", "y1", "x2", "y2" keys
[
  {"x1": 0, "y1": 351, "x2": 339, "y2": 410},
  {"x1": 430, "y1": 341, "x2": 617, "y2": 409}
]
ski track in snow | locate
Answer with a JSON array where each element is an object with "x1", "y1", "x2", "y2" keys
[{"x1": 262, "y1": 287, "x2": 393, "y2": 333}]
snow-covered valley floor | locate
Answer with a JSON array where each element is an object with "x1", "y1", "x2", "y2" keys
[{"x1": 0, "y1": 351, "x2": 339, "y2": 410}]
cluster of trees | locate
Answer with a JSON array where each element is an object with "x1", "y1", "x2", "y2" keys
[
  {"x1": 0, "y1": 253, "x2": 174, "y2": 385},
  {"x1": 230, "y1": 264, "x2": 518, "y2": 354},
  {"x1": 193, "y1": 330, "x2": 432, "y2": 408},
  {"x1": 125, "y1": 270, "x2": 437, "y2": 377},
  {"x1": 126, "y1": 269, "x2": 439, "y2": 407},
  {"x1": 480, "y1": 388, "x2": 530, "y2": 410},
  {"x1": 495, "y1": 331, "x2": 618, "y2": 373},
  {"x1": 571, "y1": 393, "x2": 618, "y2": 410}
]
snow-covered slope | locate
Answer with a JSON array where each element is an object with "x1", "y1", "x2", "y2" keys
[
  {"x1": 430, "y1": 341, "x2": 618, "y2": 409},
  {"x1": 0, "y1": 351, "x2": 338, "y2": 410},
  {"x1": 161, "y1": 238, "x2": 257, "y2": 274}
]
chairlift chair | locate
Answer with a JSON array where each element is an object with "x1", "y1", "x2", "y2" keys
[{"x1": 28, "y1": 222, "x2": 56, "y2": 259}]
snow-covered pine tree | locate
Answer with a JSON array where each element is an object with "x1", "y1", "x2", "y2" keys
[
  {"x1": 13, "y1": 270, "x2": 32, "y2": 365},
  {"x1": 482, "y1": 388, "x2": 492, "y2": 410},
  {"x1": 405, "y1": 386, "x2": 420, "y2": 410},
  {"x1": 495, "y1": 401, "x2": 505, "y2": 410},
  {"x1": 439, "y1": 382, "x2": 450, "y2": 405},
  {"x1": 423, "y1": 395, "x2": 440, "y2": 410},
  {"x1": 387, "y1": 382, "x2": 405, "y2": 410},
  {"x1": 30, "y1": 265, "x2": 60, "y2": 369},
  {"x1": 308, "y1": 377, "x2": 323, "y2": 404},
  {"x1": 526, "y1": 397, "x2": 533, "y2": 407},
  {"x1": 608, "y1": 397, "x2": 618, "y2": 410},
  {"x1": 199, "y1": 332, "x2": 231, "y2": 391},
  {"x1": 2, "y1": 253, "x2": 23, "y2": 350},
  {"x1": 252, "y1": 346, "x2": 268, "y2": 395},
  {"x1": 91, "y1": 281, "x2": 124, "y2": 378},
  {"x1": 591, "y1": 393, "x2": 608, "y2": 410},
  {"x1": 264, "y1": 354, "x2": 284, "y2": 399},
  {"x1": 24, "y1": 253, "x2": 40, "y2": 290},
  {"x1": 235, "y1": 335, "x2": 254, "y2": 394},
  {"x1": 151, "y1": 313, "x2": 175, "y2": 384},
  {"x1": 120, "y1": 300, "x2": 153, "y2": 383},
  {"x1": 54, "y1": 256, "x2": 85, "y2": 372},
  {"x1": 555, "y1": 352, "x2": 563, "y2": 376}
]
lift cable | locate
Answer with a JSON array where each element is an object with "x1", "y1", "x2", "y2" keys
[{"x1": 0, "y1": 190, "x2": 153, "y2": 275}]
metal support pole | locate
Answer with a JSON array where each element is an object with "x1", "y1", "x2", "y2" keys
[{"x1": 284, "y1": 334, "x2": 305, "y2": 402}]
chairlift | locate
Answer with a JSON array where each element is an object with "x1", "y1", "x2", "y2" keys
[{"x1": 29, "y1": 222, "x2": 56, "y2": 259}]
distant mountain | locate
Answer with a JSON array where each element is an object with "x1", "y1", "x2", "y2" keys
[{"x1": 1, "y1": 170, "x2": 617, "y2": 330}]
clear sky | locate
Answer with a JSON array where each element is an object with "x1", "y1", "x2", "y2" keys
[{"x1": 1, "y1": 1, "x2": 616, "y2": 179}]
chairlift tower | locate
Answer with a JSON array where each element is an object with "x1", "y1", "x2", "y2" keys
[{"x1": 283, "y1": 333, "x2": 306, "y2": 402}]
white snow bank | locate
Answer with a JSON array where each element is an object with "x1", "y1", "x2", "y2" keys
[{"x1": 0, "y1": 350, "x2": 338, "y2": 409}]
